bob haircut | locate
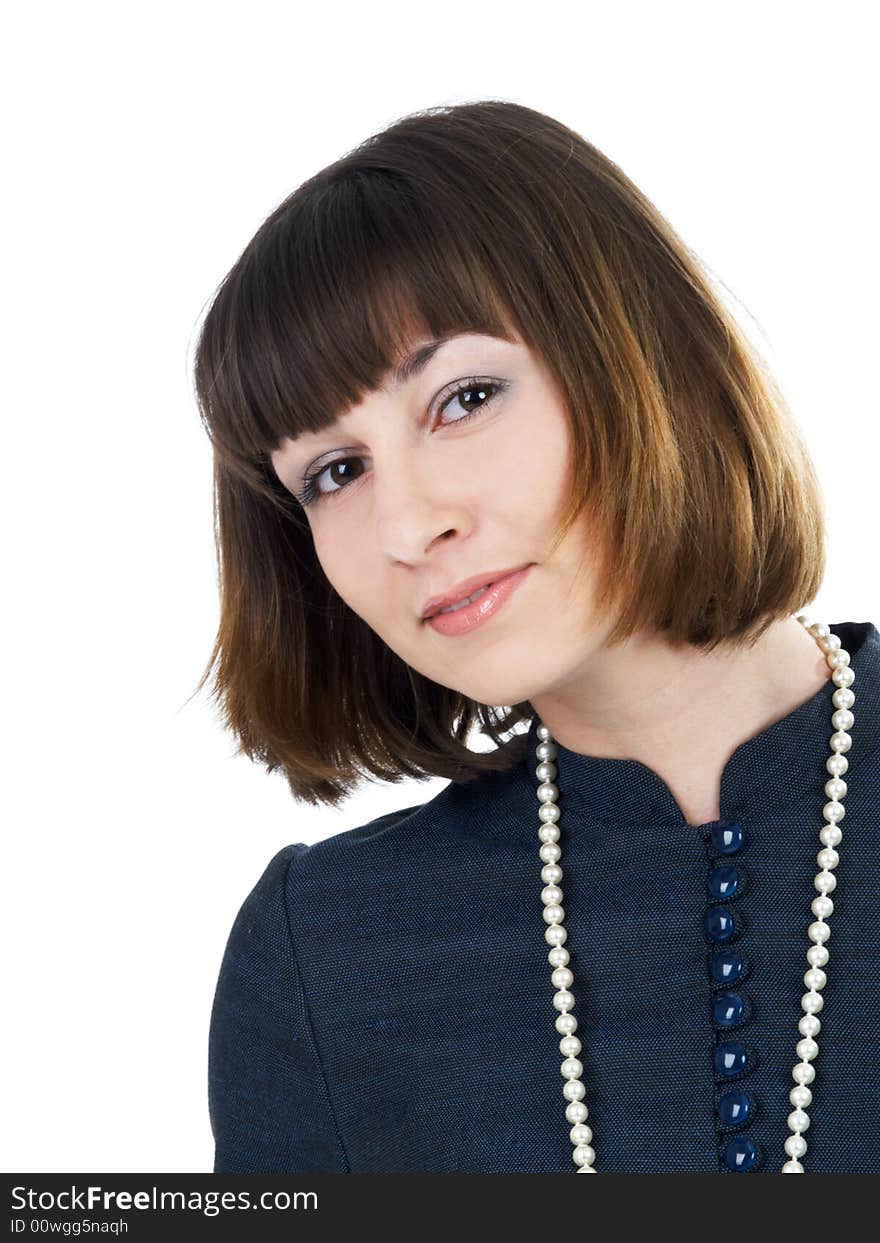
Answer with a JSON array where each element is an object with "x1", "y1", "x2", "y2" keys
[{"x1": 192, "y1": 99, "x2": 826, "y2": 809}]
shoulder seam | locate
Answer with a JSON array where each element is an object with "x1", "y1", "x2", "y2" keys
[{"x1": 280, "y1": 844, "x2": 352, "y2": 1173}]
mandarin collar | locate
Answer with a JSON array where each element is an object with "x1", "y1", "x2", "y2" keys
[{"x1": 518, "y1": 620, "x2": 880, "y2": 828}]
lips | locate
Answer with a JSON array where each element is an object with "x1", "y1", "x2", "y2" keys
[
  {"x1": 432, "y1": 583, "x2": 491, "y2": 616},
  {"x1": 420, "y1": 564, "x2": 532, "y2": 620}
]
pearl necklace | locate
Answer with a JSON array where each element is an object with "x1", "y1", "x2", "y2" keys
[{"x1": 531, "y1": 616, "x2": 856, "y2": 1173}]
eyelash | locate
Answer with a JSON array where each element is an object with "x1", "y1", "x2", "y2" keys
[{"x1": 294, "y1": 377, "x2": 508, "y2": 508}]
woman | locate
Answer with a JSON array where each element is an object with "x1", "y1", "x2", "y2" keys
[{"x1": 196, "y1": 100, "x2": 880, "y2": 1174}]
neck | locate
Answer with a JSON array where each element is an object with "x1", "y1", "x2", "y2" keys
[{"x1": 528, "y1": 614, "x2": 831, "y2": 827}]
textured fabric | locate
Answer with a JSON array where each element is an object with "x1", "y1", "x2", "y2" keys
[{"x1": 208, "y1": 619, "x2": 880, "y2": 1173}]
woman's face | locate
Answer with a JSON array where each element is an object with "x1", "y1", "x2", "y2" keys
[{"x1": 270, "y1": 331, "x2": 605, "y2": 706}]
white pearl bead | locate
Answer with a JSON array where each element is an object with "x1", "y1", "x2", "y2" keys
[
  {"x1": 539, "y1": 824, "x2": 560, "y2": 843},
  {"x1": 808, "y1": 621, "x2": 830, "y2": 638},
  {"x1": 814, "y1": 870, "x2": 836, "y2": 894},
  {"x1": 545, "y1": 925, "x2": 567, "y2": 946},
  {"x1": 561, "y1": 1057, "x2": 583, "y2": 1079},
  {"x1": 566, "y1": 1101, "x2": 588, "y2": 1123},
  {"x1": 798, "y1": 1013, "x2": 821, "y2": 1038},
  {"x1": 832, "y1": 687, "x2": 854, "y2": 709},
  {"x1": 819, "y1": 825, "x2": 842, "y2": 847},
  {"x1": 556, "y1": 1013, "x2": 577, "y2": 1034},
  {"x1": 552, "y1": 966, "x2": 574, "y2": 989},
  {"x1": 536, "y1": 723, "x2": 551, "y2": 740},
  {"x1": 808, "y1": 920, "x2": 831, "y2": 944},
  {"x1": 820, "y1": 633, "x2": 841, "y2": 652},
  {"x1": 536, "y1": 781, "x2": 559, "y2": 801},
  {"x1": 824, "y1": 776, "x2": 847, "y2": 800},
  {"x1": 553, "y1": 989, "x2": 575, "y2": 1012},
  {"x1": 792, "y1": 1061, "x2": 816, "y2": 1084},
  {"x1": 823, "y1": 800, "x2": 845, "y2": 823},
  {"x1": 540, "y1": 843, "x2": 561, "y2": 863},
  {"x1": 570, "y1": 1123, "x2": 593, "y2": 1144},
  {"x1": 560, "y1": 1035, "x2": 581, "y2": 1056},
  {"x1": 573, "y1": 1144, "x2": 596, "y2": 1167},
  {"x1": 801, "y1": 990, "x2": 824, "y2": 1014},
  {"x1": 535, "y1": 741, "x2": 557, "y2": 761},
  {"x1": 536, "y1": 761, "x2": 557, "y2": 782},
  {"x1": 832, "y1": 665, "x2": 854, "y2": 687},
  {"x1": 782, "y1": 1160, "x2": 805, "y2": 1172},
  {"x1": 796, "y1": 1037, "x2": 819, "y2": 1061},
  {"x1": 790, "y1": 1085, "x2": 812, "y2": 1108},
  {"x1": 548, "y1": 946, "x2": 569, "y2": 966},
  {"x1": 817, "y1": 847, "x2": 839, "y2": 870},
  {"x1": 804, "y1": 966, "x2": 827, "y2": 990},
  {"x1": 539, "y1": 802, "x2": 560, "y2": 823},
  {"x1": 563, "y1": 1079, "x2": 585, "y2": 1101},
  {"x1": 829, "y1": 647, "x2": 851, "y2": 668},
  {"x1": 807, "y1": 944, "x2": 829, "y2": 966},
  {"x1": 785, "y1": 1133, "x2": 808, "y2": 1158},
  {"x1": 543, "y1": 904, "x2": 565, "y2": 925},
  {"x1": 542, "y1": 884, "x2": 563, "y2": 904},
  {"x1": 831, "y1": 708, "x2": 854, "y2": 731},
  {"x1": 811, "y1": 895, "x2": 834, "y2": 919},
  {"x1": 542, "y1": 864, "x2": 563, "y2": 885},
  {"x1": 787, "y1": 1108, "x2": 811, "y2": 1132}
]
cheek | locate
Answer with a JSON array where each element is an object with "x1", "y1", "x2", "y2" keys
[
  {"x1": 313, "y1": 523, "x2": 377, "y2": 613},
  {"x1": 499, "y1": 406, "x2": 571, "y2": 520},
  {"x1": 312, "y1": 524, "x2": 350, "y2": 587},
  {"x1": 496, "y1": 427, "x2": 536, "y2": 483}
]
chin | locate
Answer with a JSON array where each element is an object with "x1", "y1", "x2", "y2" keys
[{"x1": 449, "y1": 669, "x2": 549, "y2": 710}]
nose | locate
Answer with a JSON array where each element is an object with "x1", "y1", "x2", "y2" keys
[{"x1": 373, "y1": 456, "x2": 473, "y2": 564}]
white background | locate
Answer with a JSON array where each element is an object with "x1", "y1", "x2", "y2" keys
[{"x1": 2, "y1": 1, "x2": 877, "y2": 1172}]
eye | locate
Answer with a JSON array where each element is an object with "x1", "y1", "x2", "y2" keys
[
  {"x1": 294, "y1": 377, "x2": 508, "y2": 507},
  {"x1": 437, "y1": 378, "x2": 501, "y2": 423}
]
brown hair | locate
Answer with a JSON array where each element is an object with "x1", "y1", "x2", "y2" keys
[{"x1": 191, "y1": 99, "x2": 826, "y2": 808}]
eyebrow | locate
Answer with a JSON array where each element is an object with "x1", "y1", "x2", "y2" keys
[{"x1": 388, "y1": 334, "x2": 459, "y2": 390}]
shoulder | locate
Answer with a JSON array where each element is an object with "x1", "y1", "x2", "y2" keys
[
  {"x1": 237, "y1": 798, "x2": 434, "y2": 906},
  {"x1": 217, "y1": 753, "x2": 529, "y2": 949},
  {"x1": 214, "y1": 750, "x2": 531, "y2": 1000},
  {"x1": 286, "y1": 755, "x2": 531, "y2": 891}
]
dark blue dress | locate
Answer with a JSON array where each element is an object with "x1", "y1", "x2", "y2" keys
[{"x1": 208, "y1": 619, "x2": 880, "y2": 1173}]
